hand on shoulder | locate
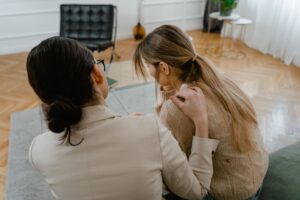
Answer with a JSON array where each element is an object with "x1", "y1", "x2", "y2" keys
[{"x1": 170, "y1": 85, "x2": 208, "y2": 138}]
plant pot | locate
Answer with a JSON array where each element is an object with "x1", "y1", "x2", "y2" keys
[{"x1": 220, "y1": 2, "x2": 233, "y2": 16}]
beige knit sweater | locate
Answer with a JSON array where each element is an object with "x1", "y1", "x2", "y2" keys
[{"x1": 159, "y1": 89, "x2": 269, "y2": 200}]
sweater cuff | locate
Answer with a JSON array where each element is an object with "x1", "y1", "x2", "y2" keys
[
  {"x1": 188, "y1": 137, "x2": 219, "y2": 190},
  {"x1": 191, "y1": 137, "x2": 219, "y2": 155}
]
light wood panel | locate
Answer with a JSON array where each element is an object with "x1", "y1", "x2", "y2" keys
[{"x1": 1, "y1": 30, "x2": 300, "y2": 199}]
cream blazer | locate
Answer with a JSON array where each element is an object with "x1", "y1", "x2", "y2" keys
[{"x1": 29, "y1": 105, "x2": 219, "y2": 200}]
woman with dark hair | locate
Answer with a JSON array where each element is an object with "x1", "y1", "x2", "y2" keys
[{"x1": 27, "y1": 36, "x2": 219, "y2": 200}]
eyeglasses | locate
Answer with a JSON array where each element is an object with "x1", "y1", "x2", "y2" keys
[{"x1": 95, "y1": 59, "x2": 106, "y2": 72}]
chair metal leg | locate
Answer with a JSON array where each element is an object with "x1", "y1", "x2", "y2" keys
[{"x1": 105, "y1": 46, "x2": 120, "y2": 73}]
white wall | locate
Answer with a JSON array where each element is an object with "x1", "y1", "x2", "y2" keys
[
  {"x1": 0, "y1": 0, "x2": 206, "y2": 55},
  {"x1": 142, "y1": 0, "x2": 205, "y2": 32}
]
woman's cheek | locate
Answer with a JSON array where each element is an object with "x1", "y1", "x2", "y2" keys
[{"x1": 149, "y1": 67, "x2": 156, "y2": 78}]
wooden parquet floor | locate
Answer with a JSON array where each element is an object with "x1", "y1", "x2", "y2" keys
[{"x1": 1, "y1": 30, "x2": 300, "y2": 199}]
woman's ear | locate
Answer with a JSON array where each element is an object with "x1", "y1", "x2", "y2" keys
[
  {"x1": 91, "y1": 64, "x2": 104, "y2": 84},
  {"x1": 159, "y1": 61, "x2": 171, "y2": 76},
  {"x1": 91, "y1": 64, "x2": 109, "y2": 99}
]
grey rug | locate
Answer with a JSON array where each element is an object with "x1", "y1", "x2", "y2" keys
[{"x1": 5, "y1": 83, "x2": 155, "y2": 200}]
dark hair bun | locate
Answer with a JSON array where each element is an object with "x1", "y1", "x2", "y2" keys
[{"x1": 47, "y1": 101, "x2": 82, "y2": 133}]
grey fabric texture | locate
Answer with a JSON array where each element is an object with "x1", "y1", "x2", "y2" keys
[
  {"x1": 6, "y1": 83, "x2": 155, "y2": 200},
  {"x1": 259, "y1": 141, "x2": 300, "y2": 200}
]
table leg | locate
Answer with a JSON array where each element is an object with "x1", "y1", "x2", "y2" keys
[
  {"x1": 208, "y1": 17, "x2": 211, "y2": 33},
  {"x1": 241, "y1": 25, "x2": 246, "y2": 41},
  {"x1": 207, "y1": 0, "x2": 212, "y2": 33}
]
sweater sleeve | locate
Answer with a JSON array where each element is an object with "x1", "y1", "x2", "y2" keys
[
  {"x1": 160, "y1": 99, "x2": 195, "y2": 156},
  {"x1": 156, "y1": 118, "x2": 219, "y2": 200}
]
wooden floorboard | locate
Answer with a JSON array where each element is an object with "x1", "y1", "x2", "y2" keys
[{"x1": 1, "y1": 30, "x2": 300, "y2": 199}]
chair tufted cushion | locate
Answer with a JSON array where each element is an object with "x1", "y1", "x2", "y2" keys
[{"x1": 60, "y1": 4, "x2": 115, "y2": 51}]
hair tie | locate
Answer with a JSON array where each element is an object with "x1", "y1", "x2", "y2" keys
[{"x1": 192, "y1": 54, "x2": 198, "y2": 62}]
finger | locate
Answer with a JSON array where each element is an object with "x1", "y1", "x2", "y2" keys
[
  {"x1": 189, "y1": 87, "x2": 204, "y2": 97},
  {"x1": 174, "y1": 89, "x2": 190, "y2": 99},
  {"x1": 179, "y1": 83, "x2": 189, "y2": 92},
  {"x1": 189, "y1": 86, "x2": 202, "y2": 93},
  {"x1": 130, "y1": 112, "x2": 145, "y2": 116},
  {"x1": 170, "y1": 96, "x2": 185, "y2": 109},
  {"x1": 180, "y1": 88, "x2": 199, "y2": 96},
  {"x1": 189, "y1": 86, "x2": 201, "y2": 92},
  {"x1": 174, "y1": 92, "x2": 188, "y2": 102}
]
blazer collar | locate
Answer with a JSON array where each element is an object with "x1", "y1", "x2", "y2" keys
[{"x1": 78, "y1": 105, "x2": 121, "y2": 126}]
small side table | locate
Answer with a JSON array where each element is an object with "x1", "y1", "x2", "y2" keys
[
  {"x1": 207, "y1": 12, "x2": 247, "y2": 60},
  {"x1": 226, "y1": 18, "x2": 253, "y2": 40},
  {"x1": 220, "y1": 18, "x2": 252, "y2": 59},
  {"x1": 208, "y1": 12, "x2": 240, "y2": 33}
]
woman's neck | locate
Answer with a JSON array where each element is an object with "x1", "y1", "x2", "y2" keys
[
  {"x1": 174, "y1": 80, "x2": 184, "y2": 91},
  {"x1": 84, "y1": 94, "x2": 107, "y2": 107}
]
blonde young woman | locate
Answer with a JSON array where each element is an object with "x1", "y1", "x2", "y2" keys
[{"x1": 134, "y1": 25, "x2": 269, "y2": 200}]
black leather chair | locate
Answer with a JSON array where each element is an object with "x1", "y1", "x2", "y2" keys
[{"x1": 60, "y1": 4, "x2": 119, "y2": 70}]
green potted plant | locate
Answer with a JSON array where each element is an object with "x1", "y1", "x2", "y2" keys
[{"x1": 213, "y1": 0, "x2": 238, "y2": 16}]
